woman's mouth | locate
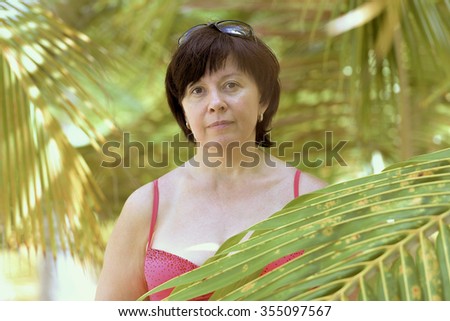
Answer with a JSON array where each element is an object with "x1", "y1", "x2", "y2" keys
[{"x1": 207, "y1": 120, "x2": 233, "y2": 128}]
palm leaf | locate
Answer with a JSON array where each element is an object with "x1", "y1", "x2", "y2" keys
[
  {"x1": 138, "y1": 148, "x2": 450, "y2": 300},
  {"x1": 0, "y1": 1, "x2": 113, "y2": 263}
]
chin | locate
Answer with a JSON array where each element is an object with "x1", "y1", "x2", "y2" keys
[
  {"x1": 212, "y1": 138, "x2": 235, "y2": 148},
  {"x1": 214, "y1": 137, "x2": 258, "y2": 151}
]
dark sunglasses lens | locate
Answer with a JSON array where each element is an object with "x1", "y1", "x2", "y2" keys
[
  {"x1": 216, "y1": 21, "x2": 253, "y2": 37},
  {"x1": 178, "y1": 21, "x2": 253, "y2": 46}
]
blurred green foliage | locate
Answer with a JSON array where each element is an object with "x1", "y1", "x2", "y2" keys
[{"x1": 1, "y1": 0, "x2": 449, "y2": 269}]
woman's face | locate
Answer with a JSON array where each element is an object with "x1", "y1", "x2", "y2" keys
[{"x1": 181, "y1": 57, "x2": 267, "y2": 147}]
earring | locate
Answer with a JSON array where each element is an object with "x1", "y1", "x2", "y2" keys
[
  {"x1": 186, "y1": 121, "x2": 191, "y2": 130},
  {"x1": 258, "y1": 113, "x2": 264, "y2": 122}
]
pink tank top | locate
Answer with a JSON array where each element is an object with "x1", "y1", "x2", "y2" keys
[{"x1": 144, "y1": 170, "x2": 303, "y2": 300}]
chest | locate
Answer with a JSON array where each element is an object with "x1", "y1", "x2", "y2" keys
[
  {"x1": 180, "y1": 190, "x2": 283, "y2": 235},
  {"x1": 151, "y1": 178, "x2": 295, "y2": 265}
]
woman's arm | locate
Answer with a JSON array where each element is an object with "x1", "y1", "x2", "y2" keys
[{"x1": 95, "y1": 183, "x2": 153, "y2": 300}]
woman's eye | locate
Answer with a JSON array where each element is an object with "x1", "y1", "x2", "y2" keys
[
  {"x1": 191, "y1": 87, "x2": 203, "y2": 95},
  {"x1": 225, "y1": 82, "x2": 238, "y2": 90}
]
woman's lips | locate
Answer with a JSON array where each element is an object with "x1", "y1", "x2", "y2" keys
[{"x1": 207, "y1": 120, "x2": 233, "y2": 128}]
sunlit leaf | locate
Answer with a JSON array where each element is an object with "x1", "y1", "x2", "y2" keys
[
  {"x1": 417, "y1": 234, "x2": 443, "y2": 300},
  {"x1": 394, "y1": 249, "x2": 422, "y2": 300},
  {"x1": 436, "y1": 223, "x2": 450, "y2": 300},
  {"x1": 374, "y1": 263, "x2": 398, "y2": 300},
  {"x1": 0, "y1": 0, "x2": 113, "y2": 264}
]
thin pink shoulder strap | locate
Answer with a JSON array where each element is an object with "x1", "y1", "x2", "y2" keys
[
  {"x1": 294, "y1": 169, "x2": 301, "y2": 198},
  {"x1": 148, "y1": 179, "x2": 159, "y2": 247}
]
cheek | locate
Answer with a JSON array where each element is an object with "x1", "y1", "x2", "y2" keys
[
  {"x1": 240, "y1": 98, "x2": 260, "y2": 119},
  {"x1": 181, "y1": 102, "x2": 195, "y2": 121},
  {"x1": 185, "y1": 108, "x2": 202, "y2": 125}
]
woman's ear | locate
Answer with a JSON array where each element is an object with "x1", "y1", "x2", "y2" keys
[{"x1": 259, "y1": 102, "x2": 269, "y2": 115}]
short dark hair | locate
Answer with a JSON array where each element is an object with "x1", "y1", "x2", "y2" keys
[{"x1": 165, "y1": 24, "x2": 280, "y2": 147}]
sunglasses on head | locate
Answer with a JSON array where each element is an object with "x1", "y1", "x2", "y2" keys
[{"x1": 178, "y1": 20, "x2": 254, "y2": 46}]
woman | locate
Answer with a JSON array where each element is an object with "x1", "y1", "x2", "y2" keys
[{"x1": 95, "y1": 20, "x2": 326, "y2": 300}]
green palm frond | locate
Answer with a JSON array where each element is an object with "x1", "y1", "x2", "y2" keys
[
  {"x1": 0, "y1": 1, "x2": 114, "y2": 263},
  {"x1": 139, "y1": 148, "x2": 450, "y2": 300},
  {"x1": 334, "y1": 0, "x2": 450, "y2": 157}
]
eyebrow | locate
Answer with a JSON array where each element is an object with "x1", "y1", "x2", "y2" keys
[
  {"x1": 218, "y1": 72, "x2": 245, "y2": 80},
  {"x1": 188, "y1": 72, "x2": 245, "y2": 88}
]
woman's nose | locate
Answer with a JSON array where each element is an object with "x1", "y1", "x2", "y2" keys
[{"x1": 208, "y1": 90, "x2": 227, "y2": 112}]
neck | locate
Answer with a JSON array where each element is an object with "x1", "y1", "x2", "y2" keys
[{"x1": 189, "y1": 141, "x2": 267, "y2": 180}]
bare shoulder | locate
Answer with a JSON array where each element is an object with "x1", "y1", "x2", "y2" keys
[
  {"x1": 95, "y1": 181, "x2": 155, "y2": 300},
  {"x1": 120, "y1": 181, "x2": 154, "y2": 222},
  {"x1": 106, "y1": 181, "x2": 155, "y2": 240},
  {"x1": 265, "y1": 156, "x2": 327, "y2": 196},
  {"x1": 298, "y1": 171, "x2": 327, "y2": 195}
]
